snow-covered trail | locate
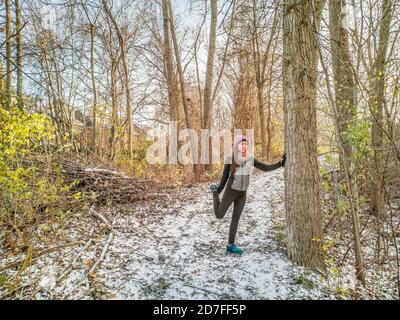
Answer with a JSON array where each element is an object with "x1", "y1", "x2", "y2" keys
[
  {"x1": 12, "y1": 166, "x2": 335, "y2": 299},
  {"x1": 78, "y1": 167, "x2": 332, "y2": 300}
]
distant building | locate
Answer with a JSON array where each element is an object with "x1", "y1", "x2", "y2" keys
[{"x1": 71, "y1": 107, "x2": 93, "y2": 128}]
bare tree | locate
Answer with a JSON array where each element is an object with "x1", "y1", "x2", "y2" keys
[
  {"x1": 202, "y1": 0, "x2": 218, "y2": 131},
  {"x1": 16, "y1": 0, "x2": 23, "y2": 109},
  {"x1": 251, "y1": 0, "x2": 279, "y2": 159},
  {"x1": 167, "y1": 0, "x2": 199, "y2": 179},
  {"x1": 282, "y1": 0, "x2": 326, "y2": 269},
  {"x1": 319, "y1": 1, "x2": 366, "y2": 285},
  {"x1": 5, "y1": 0, "x2": 12, "y2": 109},
  {"x1": 102, "y1": 0, "x2": 133, "y2": 159},
  {"x1": 81, "y1": 1, "x2": 99, "y2": 153},
  {"x1": 161, "y1": 0, "x2": 179, "y2": 123},
  {"x1": 329, "y1": 0, "x2": 356, "y2": 167},
  {"x1": 370, "y1": 0, "x2": 393, "y2": 219}
]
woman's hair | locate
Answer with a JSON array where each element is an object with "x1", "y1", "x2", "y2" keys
[
  {"x1": 230, "y1": 137, "x2": 247, "y2": 174},
  {"x1": 230, "y1": 152, "x2": 237, "y2": 174}
]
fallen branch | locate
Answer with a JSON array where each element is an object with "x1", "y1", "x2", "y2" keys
[
  {"x1": 88, "y1": 205, "x2": 114, "y2": 273},
  {"x1": 61, "y1": 205, "x2": 115, "y2": 299},
  {"x1": 0, "y1": 242, "x2": 81, "y2": 273},
  {"x1": 84, "y1": 167, "x2": 129, "y2": 178},
  {"x1": 88, "y1": 232, "x2": 114, "y2": 274},
  {"x1": 57, "y1": 225, "x2": 96, "y2": 282},
  {"x1": 89, "y1": 204, "x2": 113, "y2": 230}
]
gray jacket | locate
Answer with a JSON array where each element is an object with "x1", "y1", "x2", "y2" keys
[
  {"x1": 217, "y1": 156, "x2": 283, "y2": 193},
  {"x1": 231, "y1": 157, "x2": 253, "y2": 191}
]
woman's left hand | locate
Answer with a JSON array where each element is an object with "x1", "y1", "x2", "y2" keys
[{"x1": 280, "y1": 153, "x2": 286, "y2": 167}]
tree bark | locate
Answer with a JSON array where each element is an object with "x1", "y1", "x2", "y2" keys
[
  {"x1": 5, "y1": 0, "x2": 12, "y2": 110},
  {"x1": 251, "y1": 0, "x2": 279, "y2": 159},
  {"x1": 327, "y1": 0, "x2": 365, "y2": 285},
  {"x1": 109, "y1": 59, "x2": 118, "y2": 160},
  {"x1": 370, "y1": 0, "x2": 393, "y2": 219},
  {"x1": 329, "y1": 0, "x2": 356, "y2": 167},
  {"x1": 162, "y1": 0, "x2": 179, "y2": 122},
  {"x1": 167, "y1": 0, "x2": 199, "y2": 179},
  {"x1": 202, "y1": 0, "x2": 218, "y2": 130},
  {"x1": 282, "y1": 0, "x2": 325, "y2": 269},
  {"x1": 89, "y1": 23, "x2": 98, "y2": 153},
  {"x1": 81, "y1": 2, "x2": 98, "y2": 153},
  {"x1": 202, "y1": 0, "x2": 217, "y2": 172},
  {"x1": 102, "y1": 0, "x2": 133, "y2": 159},
  {"x1": 0, "y1": 61, "x2": 3, "y2": 107},
  {"x1": 318, "y1": 26, "x2": 366, "y2": 287},
  {"x1": 16, "y1": 0, "x2": 23, "y2": 109}
]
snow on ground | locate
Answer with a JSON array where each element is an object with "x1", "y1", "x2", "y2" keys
[
  {"x1": 2, "y1": 167, "x2": 335, "y2": 299},
  {"x1": 68, "y1": 168, "x2": 332, "y2": 299}
]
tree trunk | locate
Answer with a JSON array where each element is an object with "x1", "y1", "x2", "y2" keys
[
  {"x1": 162, "y1": 0, "x2": 179, "y2": 123},
  {"x1": 327, "y1": 0, "x2": 365, "y2": 285},
  {"x1": 202, "y1": 0, "x2": 217, "y2": 130},
  {"x1": 329, "y1": 0, "x2": 356, "y2": 168},
  {"x1": 250, "y1": 1, "x2": 279, "y2": 159},
  {"x1": 102, "y1": 0, "x2": 133, "y2": 159},
  {"x1": 0, "y1": 61, "x2": 4, "y2": 107},
  {"x1": 233, "y1": 50, "x2": 257, "y2": 132},
  {"x1": 202, "y1": 0, "x2": 217, "y2": 172},
  {"x1": 252, "y1": 0, "x2": 266, "y2": 158},
  {"x1": 81, "y1": 3, "x2": 98, "y2": 153},
  {"x1": 256, "y1": 83, "x2": 267, "y2": 158},
  {"x1": 5, "y1": 0, "x2": 12, "y2": 110},
  {"x1": 89, "y1": 23, "x2": 98, "y2": 153},
  {"x1": 16, "y1": 0, "x2": 23, "y2": 109},
  {"x1": 282, "y1": 0, "x2": 325, "y2": 269},
  {"x1": 266, "y1": 64, "x2": 273, "y2": 160},
  {"x1": 167, "y1": 0, "x2": 199, "y2": 179},
  {"x1": 370, "y1": 0, "x2": 393, "y2": 219},
  {"x1": 319, "y1": 38, "x2": 366, "y2": 287},
  {"x1": 109, "y1": 60, "x2": 118, "y2": 160}
]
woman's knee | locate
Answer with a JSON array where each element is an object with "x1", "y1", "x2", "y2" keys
[{"x1": 215, "y1": 211, "x2": 225, "y2": 219}]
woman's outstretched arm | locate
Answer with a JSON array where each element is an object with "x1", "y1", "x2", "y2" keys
[{"x1": 253, "y1": 154, "x2": 285, "y2": 172}]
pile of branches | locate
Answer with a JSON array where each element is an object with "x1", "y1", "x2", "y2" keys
[
  {"x1": 64, "y1": 165, "x2": 164, "y2": 205},
  {"x1": 1, "y1": 151, "x2": 168, "y2": 297},
  {"x1": 25, "y1": 152, "x2": 167, "y2": 206}
]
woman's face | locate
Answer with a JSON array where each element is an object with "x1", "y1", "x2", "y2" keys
[{"x1": 238, "y1": 141, "x2": 248, "y2": 154}]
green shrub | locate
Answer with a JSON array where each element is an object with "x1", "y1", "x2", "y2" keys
[{"x1": 0, "y1": 107, "x2": 67, "y2": 254}]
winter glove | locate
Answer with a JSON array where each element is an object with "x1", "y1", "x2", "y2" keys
[{"x1": 280, "y1": 153, "x2": 286, "y2": 167}]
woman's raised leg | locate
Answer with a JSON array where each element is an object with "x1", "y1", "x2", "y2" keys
[{"x1": 213, "y1": 188, "x2": 236, "y2": 219}]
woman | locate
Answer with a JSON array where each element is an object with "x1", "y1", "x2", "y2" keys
[{"x1": 209, "y1": 135, "x2": 286, "y2": 255}]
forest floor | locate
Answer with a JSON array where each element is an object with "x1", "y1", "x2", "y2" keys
[{"x1": 1, "y1": 166, "x2": 341, "y2": 299}]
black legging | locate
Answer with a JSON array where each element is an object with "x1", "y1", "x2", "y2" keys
[{"x1": 213, "y1": 178, "x2": 246, "y2": 244}]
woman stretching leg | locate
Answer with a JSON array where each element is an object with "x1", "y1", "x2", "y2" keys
[
  {"x1": 210, "y1": 135, "x2": 286, "y2": 255},
  {"x1": 213, "y1": 182, "x2": 246, "y2": 245}
]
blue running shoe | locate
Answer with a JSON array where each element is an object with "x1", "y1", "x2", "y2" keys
[
  {"x1": 209, "y1": 183, "x2": 218, "y2": 193},
  {"x1": 226, "y1": 244, "x2": 244, "y2": 255}
]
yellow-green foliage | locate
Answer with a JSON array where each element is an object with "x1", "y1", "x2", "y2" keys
[
  {"x1": 0, "y1": 107, "x2": 55, "y2": 158},
  {"x1": 1, "y1": 107, "x2": 55, "y2": 196},
  {"x1": 0, "y1": 107, "x2": 64, "y2": 252},
  {"x1": 343, "y1": 118, "x2": 373, "y2": 160}
]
